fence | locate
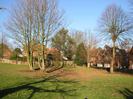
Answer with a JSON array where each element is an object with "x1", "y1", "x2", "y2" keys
[{"x1": 0, "y1": 59, "x2": 28, "y2": 65}]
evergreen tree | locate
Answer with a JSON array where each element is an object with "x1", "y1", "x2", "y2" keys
[
  {"x1": 52, "y1": 28, "x2": 76, "y2": 60},
  {"x1": 74, "y1": 43, "x2": 87, "y2": 66}
]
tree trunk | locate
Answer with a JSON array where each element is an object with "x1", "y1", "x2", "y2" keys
[
  {"x1": 29, "y1": 55, "x2": 34, "y2": 71},
  {"x1": 16, "y1": 54, "x2": 18, "y2": 64},
  {"x1": 110, "y1": 41, "x2": 116, "y2": 73},
  {"x1": 1, "y1": 42, "x2": 4, "y2": 59},
  {"x1": 87, "y1": 49, "x2": 90, "y2": 68},
  {"x1": 41, "y1": 45, "x2": 46, "y2": 71},
  {"x1": 27, "y1": 56, "x2": 34, "y2": 71},
  {"x1": 29, "y1": 64, "x2": 34, "y2": 71},
  {"x1": 37, "y1": 55, "x2": 42, "y2": 70},
  {"x1": 27, "y1": 47, "x2": 34, "y2": 71},
  {"x1": 41, "y1": 58, "x2": 45, "y2": 71},
  {"x1": 87, "y1": 63, "x2": 90, "y2": 67}
]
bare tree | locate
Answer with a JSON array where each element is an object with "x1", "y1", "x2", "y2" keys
[
  {"x1": 0, "y1": 32, "x2": 4, "y2": 59},
  {"x1": 85, "y1": 31, "x2": 98, "y2": 67},
  {"x1": 7, "y1": 0, "x2": 62, "y2": 71},
  {"x1": 71, "y1": 31, "x2": 86, "y2": 46},
  {"x1": 71, "y1": 30, "x2": 98, "y2": 67},
  {"x1": 99, "y1": 4, "x2": 132, "y2": 73},
  {"x1": 0, "y1": 7, "x2": 6, "y2": 59}
]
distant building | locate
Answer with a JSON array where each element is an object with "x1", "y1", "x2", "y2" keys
[
  {"x1": 0, "y1": 44, "x2": 12, "y2": 59},
  {"x1": 22, "y1": 46, "x2": 61, "y2": 60},
  {"x1": 88, "y1": 45, "x2": 131, "y2": 69}
]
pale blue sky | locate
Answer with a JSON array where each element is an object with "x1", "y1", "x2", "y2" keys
[
  {"x1": 58, "y1": 0, "x2": 129, "y2": 31},
  {"x1": 0, "y1": 0, "x2": 129, "y2": 32}
]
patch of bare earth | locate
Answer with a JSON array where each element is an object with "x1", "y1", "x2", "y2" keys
[
  {"x1": 18, "y1": 70, "x2": 46, "y2": 78},
  {"x1": 17, "y1": 66, "x2": 132, "y2": 80},
  {"x1": 56, "y1": 68, "x2": 132, "y2": 81},
  {"x1": 58, "y1": 68, "x2": 108, "y2": 81}
]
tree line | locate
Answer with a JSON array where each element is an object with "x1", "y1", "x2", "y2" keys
[
  {"x1": 0, "y1": 0, "x2": 133, "y2": 73},
  {"x1": 6, "y1": 0, "x2": 62, "y2": 71}
]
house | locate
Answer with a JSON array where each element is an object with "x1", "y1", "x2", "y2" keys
[
  {"x1": 46, "y1": 48, "x2": 61, "y2": 61},
  {"x1": 88, "y1": 45, "x2": 130, "y2": 69},
  {"x1": 87, "y1": 48, "x2": 98, "y2": 66},
  {"x1": 22, "y1": 46, "x2": 61, "y2": 61},
  {"x1": 0, "y1": 43, "x2": 12, "y2": 59}
]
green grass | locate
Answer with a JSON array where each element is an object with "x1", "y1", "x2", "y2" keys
[{"x1": 0, "y1": 63, "x2": 133, "y2": 99}]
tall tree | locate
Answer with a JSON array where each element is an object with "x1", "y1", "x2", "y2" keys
[
  {"x1": 85, "y1": 31, "x2": 98, "y2": 67},
  {"x1": 0, "y1": 32, "x2": 4, "y2": 59},
  {"x1": 0, "y1": 7, "x2": 6, "y2": 59},
  {"x1": 7, "y1": 0, "x2": 62, "y2": 71},
  {"x1": 71, "y1": 31, "x2": 86, "y2": 46},
  {"x1": 0, "y1": 32, "x2": 7, "y2": 59},
  {"x1": 71, "y1": 31, "x2": 98, "y2": 67},
  {"x1": 52, "y1": 28, "x2": 75, "y2": 60},
  {"x1": 74, "y1": 43, "x2": 87, "y2": 66},
  {"x1": 99, "y1": 4, "x2": 132, "y2": 73}
]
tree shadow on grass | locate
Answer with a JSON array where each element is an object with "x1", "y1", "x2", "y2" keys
[
  {"x1": 91, "y1": 66, "x2": 133, "y2": 75},
  {"x1": 119, "y1": 88, "x2": 133, "y2": 99},
  {"x1": 115, "y1": 69, "x2": 133, "y2": 75},
  {"x1": 0, "y1": 75, "x2": 79, "y2": 99}
]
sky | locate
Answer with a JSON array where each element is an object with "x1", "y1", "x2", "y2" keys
[
  {"x1": 58, "y1": 0, "x2": 129, "y2": 31},
  {"x1": 0, "y1": 0, "x2": 130, "y2": 47},
  {"x1": 0, "y1": 0, "x2": 129, "y2": 31}
]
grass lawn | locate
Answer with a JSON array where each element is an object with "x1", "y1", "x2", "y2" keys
[{"x1": 0, "y1": 63, "x2": 133, "y2": 99}]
